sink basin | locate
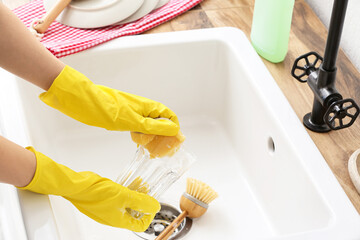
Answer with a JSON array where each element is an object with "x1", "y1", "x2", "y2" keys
[{"x1": 0, "y1": 27, "x2": 359, "y2": 239}]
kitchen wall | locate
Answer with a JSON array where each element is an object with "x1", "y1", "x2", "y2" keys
[{"x1": 305, "y1": 0, "x2": 360, "y2": 72}]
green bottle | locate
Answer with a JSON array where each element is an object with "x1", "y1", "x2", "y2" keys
[{"x1": 251, "y1": 0, "x2": 295, "y2": 63}]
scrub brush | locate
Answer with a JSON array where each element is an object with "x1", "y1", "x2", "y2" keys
[{"x1": 155, "y1": 178, "x2": 218, "y2": 240}]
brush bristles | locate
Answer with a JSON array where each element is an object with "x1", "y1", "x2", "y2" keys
[{"x1": 186, "y1": 178, "x2": 218, "y2": 205}]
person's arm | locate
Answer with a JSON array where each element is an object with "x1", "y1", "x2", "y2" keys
[
  {"x1": 0, "y1": 136, "x2": 36, "y2": 187},
  {"x1": 0, "y1": 3, "x2": 64, "y2": 90},
  {"x1": 0, "y1": 135, "x2": 159, "y2": 231},
  {"x1": 0, "y1": 3, "x2": 179, "y2": 136}
]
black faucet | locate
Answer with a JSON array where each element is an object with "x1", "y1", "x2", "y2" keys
[{"x1": 291, "y1": 0, "x2": 359, "y2": 132}]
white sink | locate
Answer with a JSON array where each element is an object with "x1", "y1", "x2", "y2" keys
[{"x1": 0, "y1": 27, "x2": 359, "y2": 240}]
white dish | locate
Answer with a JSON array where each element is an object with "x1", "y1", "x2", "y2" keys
[
  {"x1": 118, "y1": 0, "x2": 159, "y2": 24},
  {"x1": 43, "y1": 0, "x2": 145, "y2": 28},
  {"x1": 69, "y1": 0, "x2": 118, "y2": 10},
  {"x1": 154, "y1": 0, "x2": 169, "y2": 9}
]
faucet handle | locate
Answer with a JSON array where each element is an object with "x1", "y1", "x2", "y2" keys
[
  {"x1": 324, "y1": 99, "x2": 360, "y2": 130},
  {"x1": 291, "y1": 52, "x2": 323, "y2": 82}
]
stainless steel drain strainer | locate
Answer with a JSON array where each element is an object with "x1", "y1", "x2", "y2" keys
[{"x1": 134, "y1": 203, "x2": 192, "y2": 240}]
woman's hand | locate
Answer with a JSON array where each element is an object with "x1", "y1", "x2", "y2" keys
[
  {"x1": 0, "y1": 3, "x2": 178, "y2": 135},
  {"x1": 40, "y1": 65, "x2": 179, "y2": 136},
  {"x1": 19, "y1": 147, "x2": 160, "y2": 232}
]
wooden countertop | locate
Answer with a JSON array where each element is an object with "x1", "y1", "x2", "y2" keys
[
  {"x1": 146, "y1": 0, "x2": 360, "y2": 213},
  {"x1": 6, "y1": 0, "x2": 360, "y2": 213}
]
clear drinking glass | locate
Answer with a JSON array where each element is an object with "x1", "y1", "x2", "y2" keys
[{"x1": 116, "y1": 145, "x2": 196, "y2": 218}]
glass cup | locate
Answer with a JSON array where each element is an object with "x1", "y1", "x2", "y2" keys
[{"x1": 116, "y1": 145, "x2": 196, "y2": 218}]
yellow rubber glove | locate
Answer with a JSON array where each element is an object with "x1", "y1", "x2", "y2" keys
[
  {"x1": 40, "y1": 66, "x2": 179, "y2": 136},
  {"x1": 18, "y1": 147, "x2": 160, "y2": 232}
]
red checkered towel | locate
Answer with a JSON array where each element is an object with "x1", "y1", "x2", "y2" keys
[{"x1": 13, "y1": 0, "x2": 202, "y2": 58}]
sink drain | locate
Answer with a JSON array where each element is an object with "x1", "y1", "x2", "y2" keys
[{"x1": 134, "y1": 203, "x2": 192, "y2": 240}]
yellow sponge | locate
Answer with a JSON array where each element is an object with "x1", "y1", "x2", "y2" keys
[
  {"x1": 130, "y1": 133, "x2": 155, "y2": 146},
  {"x1": 131, "y1": 132, "x2": 185, "y2": 158}
]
